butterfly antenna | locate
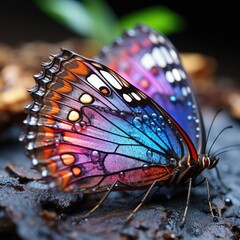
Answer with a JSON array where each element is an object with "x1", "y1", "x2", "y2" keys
[
  {"x1": 215, "y1": 165, "x2": 230, "y2": 191},
  {"x1": 204, "y1": 109, "x2": 224, "y2": 153},
  {"x1": 207, "y1": 125, "x2": 233, "y2": 156},
  {"x1": 211, "y1": 144, "x2": 240, "y2": 193},
  {"x1": 212, "y1": 144, "x2": 240, "y2": 157}
]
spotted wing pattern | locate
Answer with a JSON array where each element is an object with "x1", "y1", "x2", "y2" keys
[
  {"x1": 97, "y1": 25, "x2": 205, "y2": 153},
  {"x1": 22, "y1": 48, "x2": 197, "y2": 192}
]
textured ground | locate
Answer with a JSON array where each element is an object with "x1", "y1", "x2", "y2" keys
[{"x1": 0, "y1": 109, "x2": 240, "y2": 240}]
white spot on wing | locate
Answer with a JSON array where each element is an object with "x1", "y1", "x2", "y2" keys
[
  {"x1": 131, "y1": 92, "x2": 141, "y2": 101},
  {"x1": 182, "y1": 87, "x2": 188, "y2": 96},
  {"x1": 68, "y1": 110, "x2": 80, "y2": 121},
  {"x1": 141, "y1": 53, "x2": 156, "y2": 69},
  {"x1": 165, "y1": 71, "x2": 175, "y2": 83},
  {"x1": 79, "y1": 93, "x2": 94, "y2": 104},
  {"x1": 160, "y1": 46, "x2": 173, "y2": 64},
  {"x1": 137, "y1": 91, "x2": 147, "y2": 99},
  {"x1": 152, "y1": 47, "x2": 166, "y2": 67},
  {"x1": 100, "y1": 70, "x2": 122, "y2": 90},
  {"x1": 186, "y1": 86, "x2": 191, "y2": 93},
  {"x1": 123, "y1": 93, "x2": 132, "y2": 102},
  {"x1": 42, "y1": 169, "x2": 48, "y2": 177},
  {"x1": 91, "y1": 62, "x2": 102, "y2": 68},
  {"x1": 32, "y1": 159, "x2": 38, "y2": 165},
  {"x1": 172, "y1": 68, "x2": 181, "y2": 81},
  {"x1": 169, "y1": 49, "x2": 180, "y2": 64},
  {"x1": 158, "y1": 35, "x2": 165, "y2": 43},
  {"x1": 149, "y1": 33, "x2": 158, "y2": 44},
  {"x1": 87, "y1": 74, "x2": 108, "y2": 90},
  {"x1": 179, "y1": 69, "x2": 186, "y2": 79},
  {"x1": 127, "y1": 29, "x2": 135, "y2": 36}
]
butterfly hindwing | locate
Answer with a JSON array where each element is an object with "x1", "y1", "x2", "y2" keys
[
  {"x1": 23, "y1": 48, "x2": 196, "y2": 192},
  {"x1": 97, "y1": 24, "x2": 205, "y2": 153}
]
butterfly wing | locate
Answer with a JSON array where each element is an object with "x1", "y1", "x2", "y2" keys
[
  {"x1": 22, "y1": 49, "x2": 197, "y2": 192},
  {"x1": 97, "y1": 25, "x2": 205, "y2": 154}
]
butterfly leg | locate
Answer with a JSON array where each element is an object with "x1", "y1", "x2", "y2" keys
[
  {"x1": 180, "y1": 177, "x2": 192, "y2": 228},
  {"x1": 81, "y1": 180, "x2": 120, "y2": 219},
  {"x1": 205, "y1": 177, "x2": 216, "y2": 220},
  {"x1": 181, "y1": 177, "x2": 216, "y2": 228},
  {"x1": 126, "y1": 180, "x2": 158, "y2": 222}
]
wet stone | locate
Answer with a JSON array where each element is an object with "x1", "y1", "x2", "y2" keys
[
  {"x1": 225, "y1": 198, "x2": 233, "y2": 207},
  {"x1": 40, "y1": 191, "x2": 83, "y2": 214}
]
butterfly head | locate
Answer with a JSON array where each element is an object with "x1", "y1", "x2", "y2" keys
[{"x1": 199, "y1": 155, "x2": 219, "y2": 169}]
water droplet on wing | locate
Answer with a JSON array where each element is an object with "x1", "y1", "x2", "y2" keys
[
  {"x1": 133, "y1": 117, "x2": 142, "y2": 128},
  {"x1": 91, "y1": 150, "x2": 100, "y2": 163}
]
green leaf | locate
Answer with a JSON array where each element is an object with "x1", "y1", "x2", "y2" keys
[
  {"x1": 34, "y1": 0, "x2": 94, "y2": 37},
  {"x1": 82, "y1": 0, "x2": 117, "y2": 44},
  {"x1": 116, "y1": 6, "x2": 185, "y2": 36},
  {"x1": 34, "y1": 0, "x2": 117, "y2": 44},
  {"x1": 34, "y1": 1, "x2": 184, "y2": 45}
]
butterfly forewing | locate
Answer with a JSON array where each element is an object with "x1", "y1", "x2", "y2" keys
[
  {"x1": 23, "y1": 48, "x2": 195, "y2": 192},
  {"x1": 97, "y1": 25, "x2": 205, "y2": 154}
]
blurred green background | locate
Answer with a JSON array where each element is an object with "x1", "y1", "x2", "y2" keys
[{"x1": 0, "y1": 0, "x2": 238, "y2": 80}]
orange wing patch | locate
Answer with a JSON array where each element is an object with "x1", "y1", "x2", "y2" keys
[
  {"x1": 48, "y1": 101, "x2": 60, "y2": 115},
  {"x1": 57, "y1": 80, "x2": 73, "y2": 93},
  {"x1": 45, "y1": 159, "x2": 57, "y2": 173},
  {"x1": 55, "y1": 170, "x2": 72, "y2": 189},
  {"x1": 69, "y1": 60, "x2": 89, "y2": 76},
  {"x1": 64, "y1": 71, "x2": 77, "y2": 82}
]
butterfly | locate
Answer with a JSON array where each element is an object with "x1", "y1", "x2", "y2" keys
[{"x1": 22, "y1": 25, "x2": 219, "y2": 225}]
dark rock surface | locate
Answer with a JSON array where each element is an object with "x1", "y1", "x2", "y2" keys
[{"x1": 0, "y1": 109, "x2": 240, "y2": 240}]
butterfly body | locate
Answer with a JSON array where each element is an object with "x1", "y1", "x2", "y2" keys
[{"x1": 22, "y1": 25, "x2": 218, "y2": 223}]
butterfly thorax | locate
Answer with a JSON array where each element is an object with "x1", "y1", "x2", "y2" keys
[{"x1": 169, "y1": 155, "x2": 218, "y2": 186}]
